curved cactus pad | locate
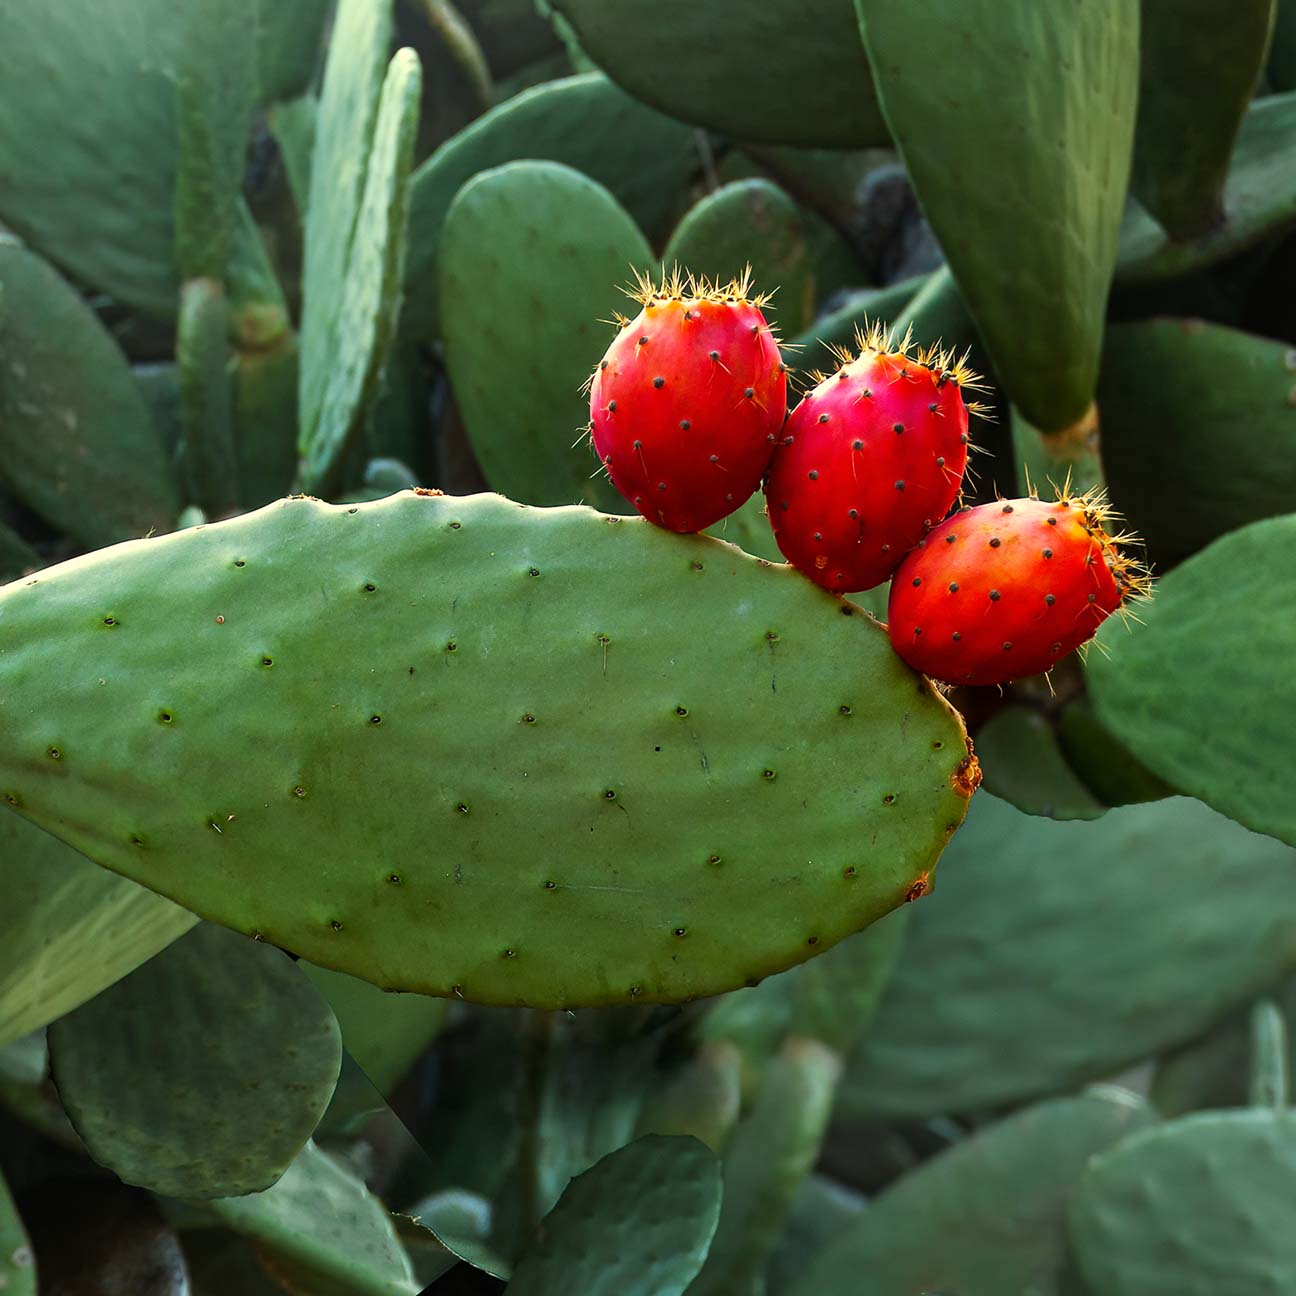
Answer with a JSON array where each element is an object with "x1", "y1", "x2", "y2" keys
[{"x1": 0, "y1": 491, "x2": 974, "y2": 1008}]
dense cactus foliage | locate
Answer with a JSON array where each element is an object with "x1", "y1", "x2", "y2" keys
[{"x1": 2, "y1": 1, "x2": 1295, "y2": 1291}]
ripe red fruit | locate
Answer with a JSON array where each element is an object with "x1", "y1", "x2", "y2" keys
[
  {"x1": 588, "y1": 269, "x2": 787, "y2": 532},
  {"x1": 886, "y1": 492, "x2": 1151, "y2": 686},
  {"x1": 763, "y1": 324, "x2": 983, "y2": 592}
]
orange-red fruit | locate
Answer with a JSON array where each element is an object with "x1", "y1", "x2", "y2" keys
[
  {"x1": 589, "y1": 279, "x2": 786, "y2": 533},
  {"x1": 763, "y1": 340, "x2": 970, "y2": 592},
  {"x1": 887, "y1": 497, "x2": 1128, "y2": 686}
]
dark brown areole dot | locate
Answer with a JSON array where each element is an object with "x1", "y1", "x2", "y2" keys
[
  {"x1": 653, "y1": 377, "x2": 665, "y2": 388},
  {"x1": 989, "y1": 537, "x2": 1001, "y2": 548},
  {"x1": 952, "y1": 631, "x2": 962, "y2": 641},
  {"x1": 819, "y1": 413, "x2": 830, "y2": 424},
  {"x1": 989, "y1": 590, "x2": 1001, "y2": 601},
  {"x1": 680, "y1": 420, "x2": 691, "y2": 430},
  {"x1": 895, "y1": 480, "x2": 905, "y2": 491},
  {"x1": 1045, "y1": 593, "x2": 1056, "y2": 605},
  {"x1": 893, "y1": 422, "x2": 904, "y2": 434},
  {"x1": 1043, "y1": 548, "x2": 1054, "y2": 559}
]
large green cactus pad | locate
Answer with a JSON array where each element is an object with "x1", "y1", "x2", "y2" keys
[
  {"x1": 48, "y1": 923, "x2": 341, "y2": 1198},
  {"x1": 507, "y1": 1136, "x2": 721, "y2": 1296},
  {"x1": 403, "y1": 73, "x2": 695, "y2": 341},
  {"x1": 836, "y1": 794, "x2": 1296, "y2": 1120},
  {"x1": 856, "y1": 0, "x2": 1138, "y2": 432},
  {"x1": 0, "y1": 810, "x2": 195, "y2": 1048},
  {"x1": 791, "y1": 1089, "x2": 1152, "y2": 1296},
  {"x1": 440, "y1": 161, "x2": 645, "y2": 512},
  {"x1": 1132, "y1": 0, "x2": 1275, "y2": 240},
  {"x1": 0, "y1": 241, "x2": 180, "y2": 547},
  {"x1": 547, "y1": 0, "x2": 888, "y2": 148},
  {"x1": 1069, "y1": 1109, "x2": 1296, "y2": 1295},
  {"x1": 1098, "y1": 320, "x2": 1296, "y2": 566},
  {"x1": 0, "y1": 491, "x2": 973, "y2": 1008},
  {"x1": 1089, "y1": 515, "x2": 1296, "y2": 847}
]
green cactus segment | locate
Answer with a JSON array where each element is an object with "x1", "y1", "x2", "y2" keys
[
  {"x1": 687, "y1": 1039, "x2": 841, "y2": 1296},
  {"x1": 0, "y1": 0, "x2": 181, "y2": 313},
  {"x1": 235, "y1": 334, "x2": 301, "y2": 509},
  {"x1": 793, "y1": 1089, "x2": 1151, "y2": 1296},
  {"x1": 1090, "y1": 515, "x2": 1296, "y2": 848},
  {"x1": 663, "y1": 181, "x2": 816, "y2": 336},
  {"x1": 0, "y1": 241, "x2": 180, "y2": 546},
  {"x1": 703, "y1": 910, "x2": 908, "y2": 1065},
  {"x1": 1251, "y1": 1001, "x2": 1290, "y2": 1109},
  {"x1": 1056, "y1": 696, "x2": 1173, "y2": 809},
  {"x1": 791, "y1": 274, "x2": 929, "y2": 374},
  {"x1": 257, "y1": 0, "x2": 332, "y2": 104},
  {"x1": 0, "y1": 492, "x2": 972, "y2": 1007},
  {"x1": 508, "y1": 1136, "x2": 721, "y2": 1296},
  {"x1": 297, "y1": 0, "x2": 409, "y2": 489},
  {"x1": 0, "y1": 1166, "x2": 36, "y2": 1296},
  {"x1": 0, "y1": 812, "x2": 195, "y2": 1049},
  {"x1": 178, "y1": 280, "x2": 240, "y2": 519},
  {"x1": 857, "y1": 0, "x2": 1137, "y2": 433},
  {"x1": 1272, "y1": 0, "x2": 1296, "y2": 88},
  {"x1": 48, "y1": 924, "x2": 341, "y2": 1198},
  {"x1": 837, "y1": 794, "x2": 1296, "y2": 1120},
  {"x1": 765, "y1": 1177, "x2": 865, "y2": 1296},
  {"x1": 1011, "y1": 403, "x2": 1104, "y2": 500},
  {"x1": 300, "y1": 962, "x2": 447, "y2": 1097},
  {"x1": 547, "y1": 0, "x2": 886, "y2": 148},
  {"x1": 1098, "y1": 320, "x2": 1296, "y2": 566},
  {"x1": 174, "y1": 0, "x2": 256, "y2": 281},
  {"x1": 403, "y1": 74, "x2": 695, "y2": 341},
  {"x1": 212, "y1": 1141, "x2": 418, "y2": 1296},
  {"x1": 975, "y1": 708, "x2": 1105, "y2": 821},
  {"x1": 1118, "y1": 91, "x2": 1296, "y2": 280},
  {"x1": 269, "y1": 96, "x2": 318, "y2": 217},
  {"x1": 635, "y1": 1043, "x2": 744, "y2": 1152},
  {"x1": 1069, "y1": 1108, "x2": 1296, "y2": 1296},
  {"x1": 440, "y1": 161, "x2": 645, "y2": 511},
  {"x1": 1132, "y1": 0, "x2": 1275, "y2": 240},
  {"x1": 227, "y1": 202, "x2": 293, "y2": 352}
]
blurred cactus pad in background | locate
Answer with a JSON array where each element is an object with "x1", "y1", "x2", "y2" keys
[{"x1": 2, "y1": 0, "x2": 1296, "y2": 1291}]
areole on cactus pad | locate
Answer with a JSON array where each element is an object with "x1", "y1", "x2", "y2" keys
[
  {"x1": 588, "y1": 267, "x2": 788, "y2": 533},
  {"x1": 764, "y1": 321, "x2": 986, "y2": 593},
  {"x1": 887, "y1": 489, "x2": 1151, "y2": 687}
]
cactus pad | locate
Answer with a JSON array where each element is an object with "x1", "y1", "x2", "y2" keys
[
  {"x1": 48, "y1": 923, "x2": 342, "y2": 1198},
  {"x1": 0, "y1": 1169, "x2": 35, "y2": 1296},
  {"x1": 548, "y1": 0, "x2": 888, "y2": 148},
  {"x1": 1090, "y1": 514, "x2": 1296, "y2": 848},
  {"x1": 838, "y1": 794, "x2": 1296, "y2": 1119},
  {"x1": 0, "y1": 811, "x2": 195, "y2": 1048},
  {"x1": 0, "y1": 491, "x2": 973, "y2": 1008}
]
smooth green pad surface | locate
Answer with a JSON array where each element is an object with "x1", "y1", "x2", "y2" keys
[
  {"x1": 0, "y1": 0, "x2": 180, "y2": 312},
  {"x1": 49, "y1": 923, "x2": 341, "y2": 1198},
  {"x1": 1057, "y1": 696, "x2": 1172, "y2": 808},
  {"x1": 793, "y1": 1090, "x2": 1152, "y2": 1296},
  {"x1": 300, "y1": 962, "x2": 447, "y2": 1097},
  {"x1": 975, "y1": 707, "x2": 1105, "y2": 821},
  {"x1": 1132, "y1": 0, "x2": 1274, "y2": 239},
  {"x1": 549, "y1": 0, "x2": 887, "y2": 148},
  {"x1": 688, "y1": 1039, "x2": 841, "y2": 1296},
  {"x1": 838, "y1": 794, "x2": 1296, "y2": 1120},
  {"x1": 212, "y1": 1141, "x2": 417, "y2": 1296},
  {"x1": 1069, "y1": 1110, "x2": 1296, "y2": 1296},
  {"x1": 1099, "y1": 319, "x2": 1296, "y2": 565},
  {"x1": 0, "y1": 810, "x2": 195, "y2": 1048},
  {"x1": 0, "y1": 241, "x2": 179, "y2": 546},
  {"x1": 403, "y1": 73, "x2": 695, "y2": 340},
  {"x1": 0, "y1": 1169, "x2": 36, "y2": 1296},
  {"x1": 663, "y1": 180, "x2": 816, "y2": 336},
  {"x1": 178, "y1": 279, "x2": 239, "y2": 518},
  {"x1": 174, "y1": 0, "x2": 256, "y2": 280},
  {"x1": 440, "y1": 161, "x2": 645, "y2": 511},
  {"x1": 0, "y1": 492, "x2": 971, "y2": 1008},
  {"x1": 1118, "y1": 91, "x2": 1296, "y2": 280},
  {"x1": 1090, "y1": 515, "x2": 1296, "y2": 848},
  {"x1": 298, "y1": 41, "x2": 419, "y2": 489},
  {"x1": 857, "y1": 0, "x2": 1138, "y2": 432},
  {"x1": 508, "y1": 1135, "x2": 721, "y2": 1296}
]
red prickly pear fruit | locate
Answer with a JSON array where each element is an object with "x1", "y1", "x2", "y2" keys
[
  {"x1": 588, "y1": 267, "x2": 788, "y2": 533},
  {"x1": 886, "y1": 491, "x2": 1152, "y2": 687},
  {"x1": 763, "y1": 322, "x2": 985, "y2": 593}
]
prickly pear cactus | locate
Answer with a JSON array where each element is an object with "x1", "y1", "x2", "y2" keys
[{"x1": 0, "y1": 492, "x2": 974, "y2": 1008}]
